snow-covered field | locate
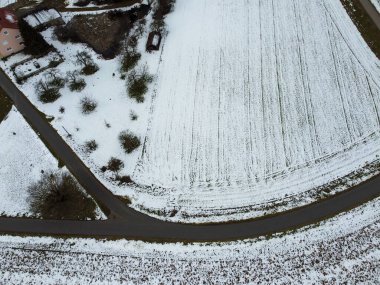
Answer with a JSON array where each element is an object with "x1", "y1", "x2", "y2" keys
[
  {"x1": 131, "y1": 0, "x2": 380, "y2": 220},
  {"x1": 0, "y1": 196, "x2": 379, "y2": 284},
  {"x1": 0, "y1": 108, "x2": 59, "y2": 216},
  {"x1": 371, "y1": 0, "x2": 380, "y2": 13}
]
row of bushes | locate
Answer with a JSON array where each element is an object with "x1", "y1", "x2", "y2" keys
[{"x1": 84, "y1": 130, "x2": 141, "y2": 156}]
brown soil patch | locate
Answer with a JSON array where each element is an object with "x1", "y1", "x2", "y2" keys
[{"x1": 67, "y1": 12, "x2": 131, "y2": 58}]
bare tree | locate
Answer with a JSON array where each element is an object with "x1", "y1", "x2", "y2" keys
[
  {"x1": 75, "y1": 51, "x2": 99, "y2": 75},
  {"x1": 66, "y1": 70, "x2": 80, "y2": 83},
  {"x1": 75, "y1": 51, "x2": 93, "y2": 67},
  {"x1": 107, "y1": 157, "x2": 124, "y2": 177},
  {"x1": 44, "y1": 69, "x2": 65, "y2": 88},
  {"x1": 35, "y1": 79, "x2": 61, "y2": 103},
  {"x1": 45, "y1": 68, "x2": 60, "y2": 81},
  {"x1": 35, "y1": 79, "x2": 50, "y2": 94}
]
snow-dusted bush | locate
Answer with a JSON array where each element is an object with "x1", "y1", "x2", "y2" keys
[
  {"x1": 84, "y1": 140, "x2": 98, "y2": 153},
  {"x1": 127, "y1": 70, "x2": 153, "y2": 103},
  {"x1": 119, "y1": 131, "x2": 141, "y2": 153},
  {"x1": 45, "y1": 69, "x2": 65, "y2": 89},
  {"x1": 66, "y1": 71, "x2": 86, "y2": 92},
  {"x1": 130, "y1": 111, "x2": 138, "y2": 121},
  {"x1": 106, "y1": 157, "x2": 124, "y2": 177},
  {"x1": 28, "y1": 172, "x2": 96, "y2": 220},
  {"x1": 81, "y1": 96, "x2": 98, "y2": 114},
  {"x1": 120, "y1": 50, "x2": 141, "y2": 73},
  {"x1": 75, "y1": 51, "x2": 99, "y2": 75},
  {"x1": 35, "y1": 79, "x2": 61, "y2": 104}
]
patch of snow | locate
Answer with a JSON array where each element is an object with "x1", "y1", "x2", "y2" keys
[{"x1": 5, "y1": 12, "x2": 16, "y2": 23}]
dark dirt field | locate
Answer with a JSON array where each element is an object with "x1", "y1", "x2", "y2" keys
[{"x1": 66, "y1": 12, "x2": 131, "y2": 58}]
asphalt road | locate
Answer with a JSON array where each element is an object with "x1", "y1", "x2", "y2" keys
[
  {"x1": 0, "y1": 1, "x2": 379, "y2": 242},
  {"x1": 360, "y1": 0, "x2": 380, "y2": 30}
]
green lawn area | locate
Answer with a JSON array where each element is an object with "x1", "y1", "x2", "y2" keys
[{"x1": 0, "y1": 87, "x2": 12, "y2": 123}]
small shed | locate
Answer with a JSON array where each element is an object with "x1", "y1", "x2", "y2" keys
[{"x1": 146, "y1": 31, "x2": 161, "y2": 52}]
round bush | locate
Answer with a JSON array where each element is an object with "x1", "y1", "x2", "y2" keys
[{"x1": 119, "y1": 131, "x2": 141, "y2": 153}]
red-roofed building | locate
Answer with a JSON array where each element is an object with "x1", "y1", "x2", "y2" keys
[{"x1": 0, "y1": 8, "x2": 24, "y2": 58}]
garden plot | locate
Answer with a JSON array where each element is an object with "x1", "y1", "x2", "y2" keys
[
  {"x1": 0, "y1": 10, "x2": 161, "y2": 200},
  {"x1": 132, "y1": 0, "x2": 380, "y2": 221}
]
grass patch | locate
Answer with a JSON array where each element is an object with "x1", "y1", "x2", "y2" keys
[{"x1": 28, "y1": 172, "x2": 97, "y2": 220}]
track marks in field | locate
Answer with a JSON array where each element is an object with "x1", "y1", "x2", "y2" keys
[{"x1": 133, "y1": 0, "x2": 380, "y2": 205}]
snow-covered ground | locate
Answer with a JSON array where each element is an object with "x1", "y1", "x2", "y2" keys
[
  {"x1": 1, "y1": 0, "x2": 380, "y2": 222},
  {"x1": 0, "y1": 196, "x2": 379, "y2": 284},
  {"x1": 132, "y1": 0, "x2": 380, "y2": 220},
  {"x1": 371, "y1": 0, "x2": 380, "y2": 13},
  {"x1": 0, "y1": 108, "x2": 59, "y2": 216},
  {"x1": 0, "y1": 0, "x2": 16, "y2": 7},
  {"x1": 0, "y1": 8, "x2": 161, "y2": 202}
]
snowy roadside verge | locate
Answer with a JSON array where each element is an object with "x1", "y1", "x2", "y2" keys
[{"x1": 0, "y1": 107, "x2": 105, "y2": 219}]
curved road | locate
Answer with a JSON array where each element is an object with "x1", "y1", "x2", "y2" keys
[{"x1": 0, "y1": 0, "x2": 379, "y2": 242}]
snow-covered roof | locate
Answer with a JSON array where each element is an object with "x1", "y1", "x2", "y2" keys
[
  {"x1": 152, "y1": 34, "x2": 160, "y2": 46},
  {"x1": 0, "y1": 8, "x2": 18, "y2": 30},
  {"x1": 24, "y1": 14, "x2": 39, "y2": 27},
  {"x1": 24, "y1": 9, "x2": 61, "y2": 28}
]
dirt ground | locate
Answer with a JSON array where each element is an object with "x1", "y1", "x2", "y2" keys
[{"x1": 66, "y1": 12, "x2": 131, "y2": 58}]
